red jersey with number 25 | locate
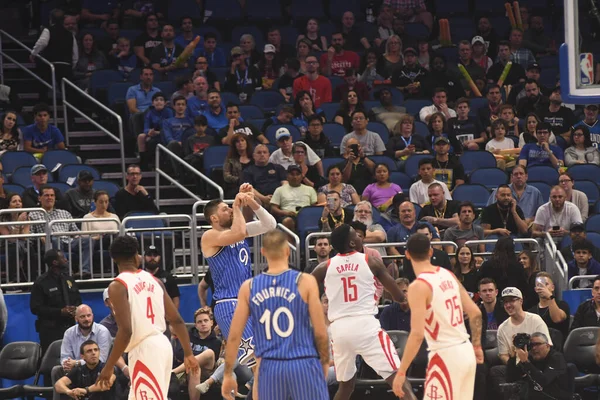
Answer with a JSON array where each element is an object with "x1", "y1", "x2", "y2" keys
[
  {"x1": 115, "y1": 270, "x2": 166, "y2": 352},
  {"x1": 325, "y1": 251, "x2": 378, "y2": 322},
  {"x1": 416, "y1": 267, "x2": 470, "y2": 352}
]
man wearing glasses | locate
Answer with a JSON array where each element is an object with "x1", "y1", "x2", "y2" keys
[
  {"x1": 518, "y1": 122, "x2": 564, "y2": 168},
  {"x1": 113, "y1": 164, "x2": 158, "y2": 219},
  {"x1": 340, "y1": 110, "x2": 386, "y2": 156}
]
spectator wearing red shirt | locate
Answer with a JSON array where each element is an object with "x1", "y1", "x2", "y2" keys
[
  {"x1": 293, "y1": 54, "x2": 332, "y2": 108},
  {"x1": 333, "y1": 68, "x2": 370, "y2": 102},
  {"x1": 319, "y1": 32, "x2": 360, "y2": 77}
]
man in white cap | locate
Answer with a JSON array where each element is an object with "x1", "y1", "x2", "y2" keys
[
  {"x1": 489, "y1": 287, "x2": 552, "y2": 392},
  {"x1": 470, "y1": 35, "x2": 493, "y2": 71},
  {"x1": 269, "y1": 127, "x2": 323, "y2": 175}
]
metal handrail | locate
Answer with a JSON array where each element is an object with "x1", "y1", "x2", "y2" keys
[
  {"x1": 545, "y1": 232, "x2": 569, "y2": 292},
  {"x1": 568, "y1": 275, "x2": 598, "y2": 289},
  {"x1": 0, "y1": 30, "x2": 58, "y2": 125},
  {"x1": 61, "y1": 78, "x2": 126, "y2": 186},
  {"x1": 155, "y1": 144, "x2": 224, "y2": 207}
]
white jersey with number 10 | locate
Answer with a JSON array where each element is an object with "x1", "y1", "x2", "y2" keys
[
  {"x1": 115, "y1": 270, "x2": 166, "y2": 353},
  {"x1": 325, "y1": 251, "x2": 378, "y2": 322},
  {"x1": 416, "y1": 267, "x2": 470, "y2": 351}
]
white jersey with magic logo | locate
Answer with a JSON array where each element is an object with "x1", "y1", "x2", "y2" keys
[{"x1": 325, "y1": 251, "x2": 378, "y2": 322}]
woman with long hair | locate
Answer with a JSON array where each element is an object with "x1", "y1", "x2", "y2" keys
[
  {"x1": 518, "y1": 113, "x2": 557, "y2": 147},
  {"x1": 292, "y1": 142, "x2": 321, "y2": 188},
  {"x1": 564, "y1": 125, "x2": 600, "y2": 166},
  {"x1": 518, "y1": 250, "x2": 541, "y2": 309},
  {"x1": 297, "y1": 18, "x2": 327, "y2": 51},
  {"x1": 453, "y1": 245, "x2": 480, "y2": 294},
  {"x1": 82, "y1": 191, "x2": 120, "y2": 238},
  {"x1": 0, "y1": 111, "x2": 22, "y2": 154},
  {"x1": 334, "y1": 90, "x2": 370, "y2": 132},
  {"x1": 361, "y1": 163, "x2": 402, "y2": 211},
  {"x1": 74, "y1": 33, "x2": 108, "y2": 91},
  {"x1": 239, "y1": 34, "x2": 261, "y2": 66},
  {"x1": 558, "y1": 172, "x2": 589, "y2": 221},
  {"x1": 378, "y1": 34, "x2": 403, "y2": 79},
  {"x1": 317, "y1": 164, "x2": 360, "y2": 207},
  {"x1": 480, "y1": 236, "x2": 528, "y2": 295},
  {"x1": 426, "y1": 112, "x2": 454, "y2": 152},
  {"x1": 223, "y1": 133, "x2": 253, "y2": 197},
  {"x1": 0, "y1": 193, "x2": 29, "y2": 282},
  {"x1": 296, "y1": 38, "x2": 312, "y2": 73},
  {"x1": 292, "y1": 90, "x2": 326, "y2": 135},
  {"x1": 255, "y1": 45, "x2": 281, "y2": 90}
]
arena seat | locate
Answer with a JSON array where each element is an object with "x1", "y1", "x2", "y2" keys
[
  {"x1": 58, "y1": 165, "x2": 101, "y2": 184},
  {"x1": 320, "y1": 103, "x2": 340, "y2": 122},
  {"x1": 568, "y1": 164, "x2": 600, "y2": 186},
  {"x1": 320, "y1": 158, "x2": 345, "y2": 174},
  {"x1": 22, "y1": 339, "x2": 62, "y2": 399},
  {"x1": 322, "y1": 123, "x2": 347, "y2": 148},
  {"x1": 3, "y1": 183, "x2": 25, "y2": 195},
  {"x1": 404, "y1": 154, "x2": 431, "y2": 179},
  {"x1": 250, "y1": 91, "x2": 286, "y2": 113},
  {"x1": 11, "y1": 166, "x2": 54, "y2": 187},
  {"x1": 42, "y1": 150, "x2": 80, "y2": 173},
  {"x1": 93, "y1": 180, "x2": 121, "y2": 198},
  {"x1": 0, "y1": 341, "x2": 42, "y2": 399},
  {"x1": 203, "y1": 146, "x2": 230, "y2": 176},
  {"x1": 0, "y1": 151, "x2": 37, "y2": 176},
  {"x1": 239, "y1": 105, "x2": 265, "y2": 120},
  {"x1": 451, "y1": 184, "x2": 491, "y2": 209},
  {"x1": 205, "y1": 0, "x2": 243, "y2": 20},
  {"x1": 246, "y1": 0, "x2": 283, "y2": 20},
  {"x1": 576, "y1": 180, "x2": 600, "y2": 206},
  {"x1": 370, "y1": 86, "x2": 404, "y2": 105},
  {"x1": 369, "y1": 155, "x2": 397, "y2": 172},
  {"x1": 469, "y1": 168, "x2": 508, "y2": 189},
  {"x1": 526, "y1": 165, "x2": 559, "y2": 186},
  {"x1": 367, "y1": 121, "x2": 389, "y2": 144},
  {"x1": 459, "y1": 151, "x2": 497, "y2": 176},
  {"x1": 414, "y1": 121, "x2": 429, "y2": 137},
  {"x1": 290, "y1": 0, "x2": 325, "y2": 19},
  {"x1": 528, "y1": 181, "x2": 551, "y2": 202},
  {"x1": 563, "y1": 327, "x2": 600, "y2": 388},
  {"x1": 390, "y1": 171, "x2": 412, "y2": 191}
]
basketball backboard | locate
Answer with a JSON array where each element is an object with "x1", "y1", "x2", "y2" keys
[{"x1": 561, "y1": 0, "x2": 600, "y2": 103}]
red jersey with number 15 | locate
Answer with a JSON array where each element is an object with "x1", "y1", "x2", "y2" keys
[
  {"x1": 115, "y1": 270, "x2": 166, "y2": 352},
  {"x1": 416, "y1": 267, "x2": 470, "y2": 351},
  {"x1": 324, "y1": 251, "x2": 378, "y2": 322}
]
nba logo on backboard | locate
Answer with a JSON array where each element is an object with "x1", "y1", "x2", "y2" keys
[{"x1": 580, "y1": 53, "x2": 594, "y2": 85}]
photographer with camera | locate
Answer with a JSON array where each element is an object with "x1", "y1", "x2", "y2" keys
[{"x1": 504, "y1": 332, "x2": 572, "y2": 400}]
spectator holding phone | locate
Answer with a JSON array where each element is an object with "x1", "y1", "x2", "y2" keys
[
  {"x1": 341, "y1": 138, "x2": 376, "y2": 194},
  {"x1": 528, "y1": 272, "x2": 570, "y2": 340}
]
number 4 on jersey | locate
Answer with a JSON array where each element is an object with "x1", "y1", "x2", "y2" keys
[{"x1": 146, "y1": 297, "x2": 155, "y2": 324}]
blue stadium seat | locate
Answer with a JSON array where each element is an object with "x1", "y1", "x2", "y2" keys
[
  {"x1": 469, "y1": 168, "x2": 508, "y2": 189},
  {"x1": 404, "y1": 23, "x2": 430, "y2": 39},
  {"x1": 370, "y1": 156, "x2": 397, "y2": 172},
  {"x1": 370, "y1": 86, "x2": 404, "y2": 105},
  {"x1": 586, "y1": 214, "x2": 600, "y2": 234},
  {"x1": 322, "y1": 123, "x2": 347, "y2": 148},
  {"x1": 367, "y1": 121, "x2": 389, "y2": 144},
  {"x1": 58, "y1": 165, "x2": 101, "y2": 184},
  {"x1": 291, "y1": 0, "x2": 325, "y2": 19},
  {"x1": 320, "y1": 103, "x2": 340, "y2": 122},
  {"x1": 48, "y1": 182, "x2": 73, "y2": 192},
  {"x1": 119, "y1": 30, "x2": 142, "y2": 42},
  {"x1": 250, "y1": 91, "x2": 285, "y2": 113},
  {"x1": 404, "y1": 154, "x2": 431, "y2": 179},
  {"x1": 527, "y1": 166, "x2": 559, "y2": 186},
  {"x1": 220, "y1": 91, "x2": 241, "y2": 105},
  {"x1": 90, "y1": 70, "x2": 125, "y2": 97},
  {"x1": 576, "y1": 180, "x2": 600, "y2": 206},
  {"x1": 404, "y1": 100, "x2": 432, "y2": 116},
  {"x1": 321, "y1": 158, "x2": 345, "y2": 174},
  {"x1": 528, "y1": 181, "x2": 551, "y2": 202},
  {"x1": 561, "y1": 232, "x2": 600, "y2": 248},
  {"x1": 435, "y1": 0, "x2": 469, "y2": 14},
  {"x1": 205, "y1": 0, "x2": 243, "y2": 20},
  {"x1": 328, "y1": 76, "x2": 344, "y2": 91},
  {"x1": 437, "y1": 47, "x2": 458, "y2": 63},
  {"x1": 297, "y1": 206, "x2": 325, "y2": 240},
  {"x1": 107, "y1": 82, "x2": 132, "y2": 106},
  {"x1": 460, "y1": 151, "x2": 497, "y2": 176},
  {"x1": 468, "y1": 98, "x2": 489, "y2": 114},
  {"x1": 11, "y1": 166, "x2": 53, "y2": 187},
  {"x1": 155, "y1": 82, "x2": 175, "y2": 98},
  {"x1": 363, "y1": 100, "x2": 380, "y2": 113},
  {"x1": 122, "y1": 211, "x2": 171, "y2": 241},
  {"x1": 93, "y1": 180, "x2": 121, "y2": 198},
  {"x1": 0, "y1": 151, "x2": 38, "y2": 175},
  {"x1": 168, "y1": 0, "x2": 202, "y2": 22},
  {"x1": 414, "y1": 121, "x2": 429, "y2": 137},
  {"x1": 3, "y1": 183, "x2": 25, "y2": 195},
  {"x1": 390, "y1": 171, "x2": 412, "y2": 191},
  {"x1": 474, "y1": 0, "x2": 507, "y2": 13},
  {"x1": 247, "y1": 119, "x2": 266, "y2": 131},
  {"x1": 568, "y1": 164, "x2": 600, "y2": 186},
  {"x1": 328, "y1": 0, "x2": 361, "y2": 20},
  {"x1": 203, "y1": 146, "x2": 229, "y2": 175},
  {"x1": 239, "y1": 105, "x2": 265, "y2": 120},
  {"x1": 246, "y1": 0, "x2": 283, "y2": 20},
  {"x1": 278, "y1": 26, "x2": 300, "y2": 46},
  {"x1": 449, "y1": 17, "x2": 476, "y2": 41},
  {"x1": 265, "y1": 124, "x2": 301, "y2": 144},
  {"x1": 42, "y1": 150, "x2": 80, "y2": 173},
  {"x1": 451, "y1": 184, "x2": 491, "y2": 209}
]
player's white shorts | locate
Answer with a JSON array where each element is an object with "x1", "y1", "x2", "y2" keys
[
  {"x1": 424, "y1": 341, "x2": 476, "y2": 400},
  {"x1": 128, "y1": 333, "x2": 173, "y2": 400},
  {"x1": 330, "y1": 315, "x2": 399, "y2": 382}
]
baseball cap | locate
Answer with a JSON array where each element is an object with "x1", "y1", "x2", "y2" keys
[
  {"x1": 471, "y1": 36, "x2": 485, "y2": 45},
  {"x1": 275, "y1": 127, "x2": 291, "y2": 140},
  {"x1": 403, "y1": 47, "x2": 417, "y2": 56},
  {"x1": 501, "y1": 287, "x2": 523, "y2": 299},
  {"x1": 230, "y1": 46, "x2": 243, "y2": 56},
  {"x1": 145, "y1": 245, "x2": 160, "y2": 257},
  {"x1": 31, "y1": 164, "x2": 48, "y2": 175},
  {"x1": 103, "y1": 288, "x2": 109, "y2": 302},
  {"x1": 77, "y1": 170, "x2": 94, "y2": 181},
  {"x1": 264, "y1": 44, "x2": 276, "y2": 54},
  {"x1": 287, "y1": 164, "x2": 302, "y2": 174},
  {"x1": 434, "y1": 136, "x2": 450, "y2": 145},
  {"x1": 585, "y1": 104, "x2": 599, "y2": 110},
  {"x1": 570, "y1": 222, "x2": 586, "y2": 232},
  {"x1": 527, "y1": 62, "x2": 541, "y2": 71}
]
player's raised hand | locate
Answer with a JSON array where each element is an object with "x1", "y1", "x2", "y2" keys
[
  {"x1": 392, "y1": 373, "x2": 406, "y2": 397},
  {"x1": 184, "y1": 354, "x2": 200, "y2": 376},
  {"x1": 221, "y1": 373, "x2": 238, "y2": 400},
  {"x1": 239, "y1": 183, "x2": 254, "y2": 194}
]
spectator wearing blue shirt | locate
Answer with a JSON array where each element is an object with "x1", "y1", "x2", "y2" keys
[
  {"x1": 519, "y1": 122, "x2": 564, "y2": 168},
  {"x1": 23, "y1": 103, "x2": 66, "y2": 155},
  {"x1": 197, "y1": 33, "x2": 226, "y2": 68},
  {"x1": 487, "y1": 165, "x2": 544, "y2": 223},
  {"x1": 80, "y1": 0, "x2": 118, "y2": 27},
  {"x1": 567, "y1": 239, "x2": 600, "y2": 289},
  {"x1": 174, "y1": 16, "x2": 203, "y2": 58},
  {"x1": 137, "y1": 92, "x2": 173, "y2": 169},
  {"x1": 203, "y1": 89, "x2": 228, "y2": 130},
  {"x1": 111, "y1": 37, "x2": 137, "y2": 79},
  {"x1": 387, "y1": 201, "x2": 439, "y2": 256},
  {"x1": 379, "y1": 278, "x2": 411, "y2": 331},
  {"x1": 186, "y1": 76, "x2": 209, "y2": 118},
  {"x1": 163, "y1": 96, "x2": 194, "y2": 177},
  {"x1": 126, "y1": 67, "x2": 161, "y2": 137},
  {"x1": 572, "y1": 104, "x2": 600, "y2": 149}
]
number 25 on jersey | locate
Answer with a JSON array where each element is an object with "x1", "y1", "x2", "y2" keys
[{"x1": 445, "y1": 296, "x2": 463, "y2": 327}]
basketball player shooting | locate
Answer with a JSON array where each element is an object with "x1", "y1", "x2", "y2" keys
[
  {"x1": 312, "y1": 224, "x2": 416, "y2": 400},
  {"x1": 201, "y1": 184, "x2": 277, "y2": 366},
  {"x1": 392, "y1": 233, "x2": 484, "y2": 399},
  {"x1": 221, "y1": 229, "x2": 330, "y2": 400},
  {"x1": 96, "y1": 236, "x2": 199, "y2": 398}
]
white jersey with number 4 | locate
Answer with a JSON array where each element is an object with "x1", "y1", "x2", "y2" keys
[
  {"x1": 115, "y1": 270, "x2": 166, "y2": 352},
  {"x1": 416, "y1": 267, "x2": 470, "y2": 351},
  {"x1": 325, "y1": 251, "x2": 378, "y2": 322}
]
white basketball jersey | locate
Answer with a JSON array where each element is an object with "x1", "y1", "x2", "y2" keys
[
  {"x1": 325, "y1": 251, "x2": 378, "y2": 322},
  {"x1": 416, "y1": 267, "x2": 470, "y2": 351},
  {"x1": 115, "y1": 270, "x2": 166, "y2": 352}
]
